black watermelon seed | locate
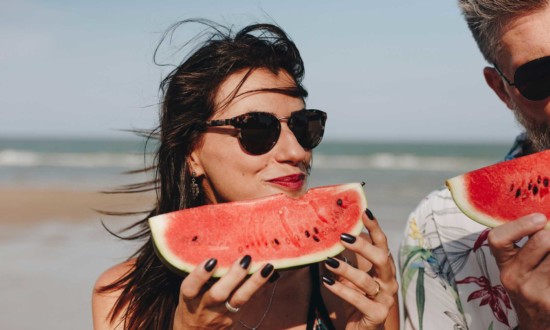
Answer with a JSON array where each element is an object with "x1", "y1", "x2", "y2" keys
[
  {"x1": 533, "y1": 186, "x2": 539, "y2": 195},
  {"x1": 515, "y1": 188, "x2": 521, "y2": 198},
  {"x1": 305, "y1": 230, "x2": 310, "y2": 238},
  {"x1": 274, "y1": 238, "x2": 280, "y2": 245},
  {"x1": 544, "y1": 178, "x2": 549, "y2": 187},
  {"x1": 538, "y1": 176, "x2": 542, "y2": 184},
  {"x1": 192, "y1": 236, "x2": 198, "y2": 241},
  {"x1": 528, "y1": 182, "x2": 532, "y2": 190},
  {"x1": 313, "y1": 227, "x2": 319, "y2": 234},
  {"x1": 313, "y1": 235, "x2": 320, "y2": 242},
  {"x1": 337, "y1": 199, "x2": 343, "y2": 206}
]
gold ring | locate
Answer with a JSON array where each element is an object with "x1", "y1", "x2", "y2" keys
[
  {"x1": 225, "y1": 300, "x2": 240, "y2": 313},
  {"x1": 368, "y1": 279, "x2": 381, "y2": 298}
]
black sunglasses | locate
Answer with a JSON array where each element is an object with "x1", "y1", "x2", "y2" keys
[
  {"x1": 205, "y1": 109, "x2": 327, "y2": 155},
  {"x1": 494, "y1": 55, "x2": 550, "y2": 101}
]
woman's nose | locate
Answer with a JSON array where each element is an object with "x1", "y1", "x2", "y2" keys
[{"x1": 273, "y1": 125, "x2": 309, "y2": 164}]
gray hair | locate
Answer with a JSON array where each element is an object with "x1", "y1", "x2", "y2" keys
[{"x1": 458, "y1": 0, "x2": 549, "y2": 64}]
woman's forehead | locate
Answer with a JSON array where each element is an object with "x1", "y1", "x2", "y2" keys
[{"x1": 213, "y1": 68, "x2": 296, "y2": 109}]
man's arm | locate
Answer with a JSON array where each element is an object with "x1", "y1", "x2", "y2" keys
[{"x1": 487, "y1": 213, "x2": 550, "y2": 330}]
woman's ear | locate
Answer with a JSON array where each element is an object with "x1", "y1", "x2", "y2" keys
[
  {"x1": 188, "y1": 150, "x2": 204, "y2": 177},
  {"x1": 483, "y1": 66, "x2": 514, "y2": 109}
]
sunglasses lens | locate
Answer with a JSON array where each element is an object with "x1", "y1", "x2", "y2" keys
[
  {"x1": 515, "y1": 56, "x2": 550, "y2": 101},
  {"x1": 239, "y1": 113, "x2": 280, "y2": 155},
  {"x1": 289, "y1": 110, "x2": 326, "y2": 149}
]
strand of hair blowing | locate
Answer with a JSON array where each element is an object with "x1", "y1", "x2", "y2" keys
[{"x1": 97, "y1": 19, "x2": 308, "y2": 329}]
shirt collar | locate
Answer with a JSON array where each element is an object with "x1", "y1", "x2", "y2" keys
[{"x1": 504, "y1": 132, "x2": 534, "y2": 160}]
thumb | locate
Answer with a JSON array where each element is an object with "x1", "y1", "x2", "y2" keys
[{"x1": 487, "y1": 213, "x2": 547, "y2": 266}]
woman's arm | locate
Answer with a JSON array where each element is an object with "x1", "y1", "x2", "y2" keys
[{"x1": 384, "y1": 288, "x2": 400, "y2": 329}]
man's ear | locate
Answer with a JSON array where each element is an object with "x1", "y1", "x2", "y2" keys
[{"x1": 483, "y1": 66, "x2": 514, "y2": 109}]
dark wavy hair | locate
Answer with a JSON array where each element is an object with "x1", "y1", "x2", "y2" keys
[{"x1": 97, "y1": 19, "x2": 308, "y2": 329}]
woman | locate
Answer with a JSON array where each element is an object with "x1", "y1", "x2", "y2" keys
[{"x1": 92, "y1": 20, "x2": 399, "y2": 329}]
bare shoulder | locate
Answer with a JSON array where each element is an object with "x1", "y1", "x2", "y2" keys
[
  {"x1": 94, "y1": 259, "x2": 135, "y2": 290},
  {"x1": 92, "y1": 259, "x2": 136, "y2": 330}
]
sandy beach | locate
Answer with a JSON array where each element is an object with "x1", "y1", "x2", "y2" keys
[
  {"x1": 0, "y1": 188, "x2": 155, "y2": 224},
  {"x1": 0, "y1": 187, "x2": 154, "y2": 330}
]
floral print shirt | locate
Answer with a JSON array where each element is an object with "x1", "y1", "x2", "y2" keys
[{"x1": 399, "y1": 134, "x2": 529, "y2": 330}]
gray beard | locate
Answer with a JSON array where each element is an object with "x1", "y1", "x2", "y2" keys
[{"x1": 511, "y1": 104, "x2": 550, "y2": 152}]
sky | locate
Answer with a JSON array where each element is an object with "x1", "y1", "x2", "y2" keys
[{"x1": 1, "y1": 0, "x2": 523, "y2": 143}]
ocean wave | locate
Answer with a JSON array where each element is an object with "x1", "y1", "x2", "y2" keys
[
  {"x1": 313, "y1": 153, "x2": 497, "y2": 172},
  {"x1": 0, "y1": 150, "x2": 148, "y2": 168},
  {"x1": 0, "y1": 149, "x2": 498, "y2": 172}
]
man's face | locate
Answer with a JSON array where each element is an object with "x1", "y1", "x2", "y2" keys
[{"x1": 496, "y1": 4, "x2": 550, "y2": 151}]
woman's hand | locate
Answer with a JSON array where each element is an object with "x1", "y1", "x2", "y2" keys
[
  {"x1": 173, "y1": 256, "x2": 275, "y2": 330},
  {"x1": 323, "y1": 209, "x2": 399, "y2": 330},
  {"x1": 487, "y1": 213, "x2": 550, "y2": 330}
]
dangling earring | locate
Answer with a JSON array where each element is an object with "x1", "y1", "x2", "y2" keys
[{"x1": 191, "y1": 171, "x2": 200, "y2": 199}]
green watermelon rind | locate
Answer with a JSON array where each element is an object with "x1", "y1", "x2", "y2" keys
[
  {"x1": 149, "y1": 183, "x2": 366, "y2": 277},
  {"x1": 446, "y1": 175, "x2": 508, "y2": 228}
]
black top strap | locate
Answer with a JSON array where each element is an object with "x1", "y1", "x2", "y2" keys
[{"x1": 306, "y1": 264, "x2": 336, "y2": 330}]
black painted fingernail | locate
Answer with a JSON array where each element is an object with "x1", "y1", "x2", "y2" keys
[
  {"x1": 204, "y1": 258, "x2": 217, "y2": 272},
  {"x1": 268, "y1": 271, "x2": 280, "y2": 283},
  {"x1": 366, "y1": 208, "x2": 375, "y2": 220},
  {"x1": 261, "y1": 263, "x2": 274, "y2": 278},
  {"x1": 361, "y1": 181, "x2": 366, "y2": 186},
  {"x1": 340, "y1": 233, "x2": 356, "y2": 244},
  {"x1": 325, "y1": 257, "x2": 340, "y2": 269},
  {"x1": 322, "y1": 275, "x2": 335, "y2": 285},
  {"x1": 240, "y1": 255, "x2": 252, "y2": 269}
]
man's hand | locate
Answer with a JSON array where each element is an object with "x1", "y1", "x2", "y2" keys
[{"x1": 487, "y1": 213, "x2": 550, "y2": 330}]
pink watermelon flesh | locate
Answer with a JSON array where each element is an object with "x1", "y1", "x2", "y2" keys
[
  {"x1": 446, "y1": 150, "x2": 550, "y2": 228},
  {"x1": 149, "y1": 182, "x2": 367, "y2": 277}
]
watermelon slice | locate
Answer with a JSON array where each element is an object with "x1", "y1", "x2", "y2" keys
[
  {"x1": 446, "y1": 150, "x2": 550, "y2": 229},
  {"x1": 149, "y1": 182, "x2": 366, "y2": 277}
]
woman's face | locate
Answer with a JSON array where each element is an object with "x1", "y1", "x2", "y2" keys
[{"x1": 190, "y1": 68, "x2": 312, "y2": 203}]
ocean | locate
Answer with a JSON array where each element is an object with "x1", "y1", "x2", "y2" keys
[
  {"x1": 0, "y1": 136, "x2": 510, "y2": 188},
  {"x1": 0, "y1": 137, "x2": 512, "y2": 329}
]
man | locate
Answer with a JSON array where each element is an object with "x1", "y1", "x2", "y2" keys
[{"x1": 399, "y1": 1, "x2": 550, "y2": 329}]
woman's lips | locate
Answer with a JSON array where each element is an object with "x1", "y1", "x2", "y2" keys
[{"x1": 268, "y1": 174, "x2": 305, "y2": 190}]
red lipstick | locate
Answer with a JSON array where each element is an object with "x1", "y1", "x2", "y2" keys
[{"x1": 268, "y1": 174, "x2": 305, "y2": 190}]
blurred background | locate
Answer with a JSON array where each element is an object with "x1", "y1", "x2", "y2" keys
[{"x1": 1, "y1": 0, "x2": 518, "y2": 329}]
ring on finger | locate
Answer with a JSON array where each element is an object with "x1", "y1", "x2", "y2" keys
[
  {"x1": 367, "y1": 279, "x2": 381, "y2": 298},
  {"x1": 225, "y1": 300, "x2": 240, "y2": 313}
]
